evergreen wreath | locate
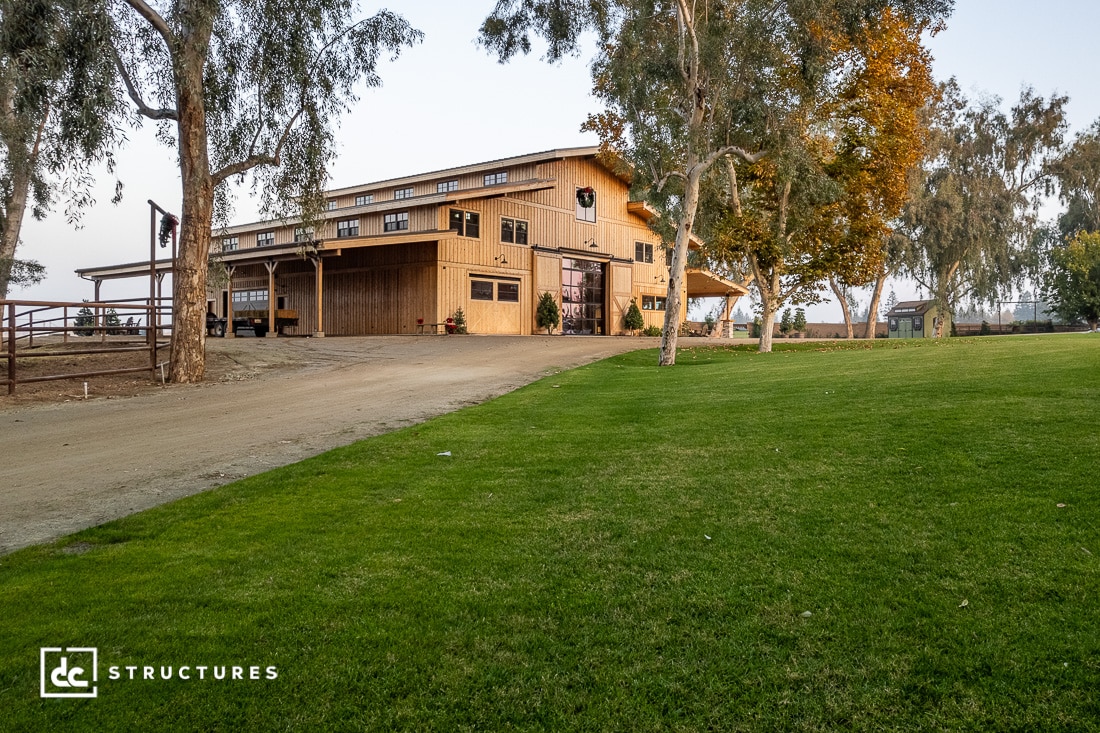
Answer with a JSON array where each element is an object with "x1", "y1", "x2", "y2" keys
[{"x1": 576, "y1": 186, "x2": 595, "y2": 208}]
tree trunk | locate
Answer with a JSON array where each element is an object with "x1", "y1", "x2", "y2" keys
[
  {"x1": 168, "y1": 44, "x2": 215, "y2": 383},
  {"x1": 750, "y1": 256, "x2": 779, "y2": 353},
  {"x1": 0, "y1": 77, "x2": 41, "y2": 300},
  {"x1": 932, "y1": 260, "x2": 960, "y2": 338},
  {"x1": 864, "y1": 269, "x2": 888, "y2": 339},
  {"x1": 829, "y1": 276, "x2": 854, "y2": 339},
  {"x1": 0, "y1": 167, "x2": 31, "y2": 300},
  {"x1": 658, "y1": 165, "x2": 703, "y2": 366}
]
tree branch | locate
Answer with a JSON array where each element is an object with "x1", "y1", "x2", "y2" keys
[
  {"x1": 120, "y1": 0, "x2": 175, "y2": 46},
  {"x1": 211, "y1": 106, "x2": 305, "y2": 184},
  {"x1": 110, "y1": 46, "x2": 178, "y2": 121}
]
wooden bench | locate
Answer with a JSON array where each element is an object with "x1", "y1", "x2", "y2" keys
[{"x1": 417, "y1": 322, "x2": 446, "y2": 334}]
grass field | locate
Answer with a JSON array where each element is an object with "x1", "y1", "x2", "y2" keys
[{"x1": 2, "y1": 335, "x2": 1098, "y2": 731}]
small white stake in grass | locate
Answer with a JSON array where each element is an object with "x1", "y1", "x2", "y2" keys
[
  {"x1": 959, "y1": 599, "x2": 969, "y2": 608},
  {"x1": 800, "y1": 611, "x2": 812, "y2": 618},
  {"x1": 704, "y1": 534, "x2": 712, "y2": 540},
  {"x1": 83, "y1": 382, "x2": 88, "y2": 399},
  {"x1": 437, "y1": 451, "x2": 451, "y2": 457},
  {"x1": 1057, "y1": 503, "x2": 1066, "y2": 508}
]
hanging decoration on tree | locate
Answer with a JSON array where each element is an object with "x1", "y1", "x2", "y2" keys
[
  {"x1": 576, "y1": 186, "x2": 595, "y2": 208},
  {"x1": 159, "y1": 213, "x2": 179, "y2": 248}
]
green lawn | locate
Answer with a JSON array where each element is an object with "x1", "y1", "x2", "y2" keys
[{"x1": 3, "y1": 335, "x2": 1098, "y2": 731}]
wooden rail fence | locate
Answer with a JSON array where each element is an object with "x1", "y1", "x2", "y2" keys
[{"x1": 1, "y1": 299, "x2": 171, "y2": 395}]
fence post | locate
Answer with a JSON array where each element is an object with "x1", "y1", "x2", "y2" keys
[
  {"x1": 64, "y1": 305, "x2": 69, "y2": 343},
  {"x1": 7, "y1": 301, "x2": 15, "y2": 395}
]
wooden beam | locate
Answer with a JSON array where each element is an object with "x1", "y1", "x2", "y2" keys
[
  {"x1": 224, "y1": 265, "x2": 236, "y2": 338},
  {"x1": 312, "y1": 255, "x2": 325, "y2": 337},
  {"x1": 265, "y1": 260, "x2": 278, "y2": 337}
]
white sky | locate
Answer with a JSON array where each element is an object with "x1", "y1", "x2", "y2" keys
[{"x1": 15, "y1": 0, "x2": 1100, "y2": 321}]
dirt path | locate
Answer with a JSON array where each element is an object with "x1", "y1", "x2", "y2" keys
[{"x1": 0, "y1": 335, "x2": 656, "y2": 554}]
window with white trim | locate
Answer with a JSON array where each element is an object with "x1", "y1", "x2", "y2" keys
[
  {"x1": 221, "y1": 236, "x2": 239, "y2": 251},
  {"x1": 437, "y1": 180, "x2": 458, "y2": 193},
  {"x1": 384, "y1": 212, "x2": 409, "y2": 232},
  {"x1": 256, "y1": 231, "x2": 275, "y2": 247},
  {"x1": 355, "y1": 194, "x2": 373, "y2": 206},
  {"x1": 576, "y1": 187, "x2": 597, "y2": 223},
  {"x1": 336, "y1": 219, "x2": 359, "y2": 238},
  {"x1": 484, "y1": 171, "x2": 507, "y2": 186},
  {"x1": 294, "y1": 226, "x2": 314, "y2": 243},
  {"x1": 326, "y1": 200, "x2": 337, "y2": 211},
  {"x1": 394, "y1": 187, "x2": 414, "y2": 200}
]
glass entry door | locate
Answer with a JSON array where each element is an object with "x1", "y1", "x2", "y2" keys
[{"x1": 561, "y1": 258, "x2": 606, "y2": 335}]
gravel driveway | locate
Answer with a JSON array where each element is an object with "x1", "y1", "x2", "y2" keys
[{"x1": 0, "y1": 335, "x2": 653, "y2": 554}]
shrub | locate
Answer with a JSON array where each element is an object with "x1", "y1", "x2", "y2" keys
[
  {"x1": 624, "y1": 298, "x2": 644, "y2": 334},
  {"x1": 450, "y1": 308, "x2": 468, "y2": 334},
  {"x1": 642, "y1": 325, "x2": 662, "y2": 337},
  {"x1": 750, "y1": 317, "x2": 761, "y2": 339},
  {"x1": 793, "y1": 307, "x2": 807, "y2": 333},
  {"x1": 535, "y1": 292, "x2": 560, "y2": 335},
  {"x1": 979, "y1": 320, "x2": 991, "y2": 336},
  {"x1": 74, "y1": 302, "x2": 95, "y2": 336},
  {"x1": 779, "y1": 308, "x2": 792, "y2": 335}
]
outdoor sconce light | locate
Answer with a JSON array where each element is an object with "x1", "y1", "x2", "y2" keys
[
  {"x1": 584, "y1": 238, "x2": 598, "y2": 249},
  {"x1": 495, "y1": 255, "x2": 508, "y2": 265}
]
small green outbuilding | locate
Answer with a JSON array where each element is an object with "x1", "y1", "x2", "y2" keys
[{"x1": 886, "y1": 300, "x2": 948, "y2": 338}]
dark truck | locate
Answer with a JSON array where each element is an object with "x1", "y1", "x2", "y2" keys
[{"x1": 207, "y1": 309, "x2": 299, "y2": 337}]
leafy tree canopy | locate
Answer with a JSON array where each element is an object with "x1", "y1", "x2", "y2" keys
[
  {"x1": 110, "y1": 0, "x2": 421, "y2": 381},
  {"x1": 0, "y1": 0, "x2": 123, "y2": 297}
]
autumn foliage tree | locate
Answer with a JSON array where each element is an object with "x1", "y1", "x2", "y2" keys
[
  {"x1": 700, "y1": 8, "x2": 937, "y2": 350},
  {"x1": 480, "y1": 0, "x2": 950, "y2": 360},
  {"x1": 829, "y1": 9, "x2": 938, "y2": 338}
]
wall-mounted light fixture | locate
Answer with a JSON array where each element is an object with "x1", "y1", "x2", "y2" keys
[
  {"x1": 495, "y1": 255, "x2": 508, "y2": 265},
  {"x1": 584, "y1": 238, "x2": 598, "y2": 249}
]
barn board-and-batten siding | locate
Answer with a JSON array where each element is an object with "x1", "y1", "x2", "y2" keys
[{"x1": 203, "y1": 148, "x2": 716, "y2": 336}]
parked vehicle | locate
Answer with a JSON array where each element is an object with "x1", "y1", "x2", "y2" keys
[{"x1": 207, "y1": 309, "x2": 298, "y2": 337}]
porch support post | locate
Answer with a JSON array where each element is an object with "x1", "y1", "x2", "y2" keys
[
  {"x1": 96, "y1": 278, "x2": 105, "y2": 343},
  {"x1": 265, "y1": 259, "x2": 278, "y2": 337},
  {"x1": 224, "y1": 265, "x2": 236, "y2": 338},
  {"x1": 155, "y1": 272, "x2": 167, "y2": 336},
  {"x1": 311, "y1": 255, "x2": 325, "y2": 337}
]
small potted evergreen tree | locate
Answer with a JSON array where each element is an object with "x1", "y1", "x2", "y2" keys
[
  {"x1": 536, "y1": 292, "x2": 560, "y2": 335},
  {"x1": 624, "y1": 298, "x2": 644, "y2": 335}
]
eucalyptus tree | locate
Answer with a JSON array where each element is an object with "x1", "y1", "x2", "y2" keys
[
  {"x1": 695, "y1": 7, "x2": 937, "y2": 349},
  {"x1": 479, "y1": 0, "x2": 950, "y2": 362},
  {"x1": 110, "y1": 0, "x2": 421, "y2": 382},
  {"x1": 896, "y1": 85, "x2": 1068, "y2": 335},
  {"x1": 1050, "y1": 119, "x2": 1100, "y2": 239},
  {"x1": 0, "y1": 0, "x2": 122, "y2": 298}
]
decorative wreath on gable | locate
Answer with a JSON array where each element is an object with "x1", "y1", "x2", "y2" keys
[{"x1": 576, "y1": 186, "x2": 596, "y2": 209}]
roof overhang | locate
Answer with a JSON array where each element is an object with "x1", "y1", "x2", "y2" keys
[{"x1": 685, "y1": 268, "x2": 750, "y2": 298}]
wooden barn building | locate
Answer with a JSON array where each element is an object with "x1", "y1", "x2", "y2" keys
[{"x1": 78, "y1": 147, "x2": 746, "y2": 337}]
